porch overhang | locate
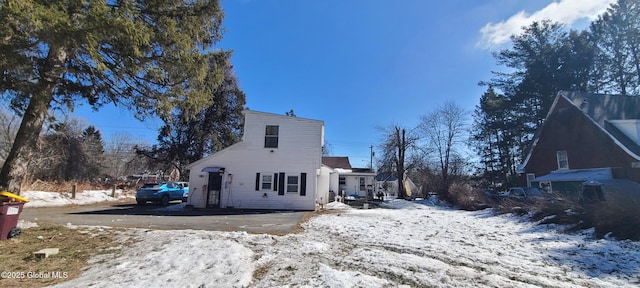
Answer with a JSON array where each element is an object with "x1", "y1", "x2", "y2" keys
[{"x1": 201, "y1": 167, "x2": 225, "y2": 173}]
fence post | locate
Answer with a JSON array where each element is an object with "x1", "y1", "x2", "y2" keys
[
  {"x1": 112, "y1": 185, "x2": 116, "y2": 197},
  {"x1": 71, "y1": 184, "x2": 76, "y2": 199}
]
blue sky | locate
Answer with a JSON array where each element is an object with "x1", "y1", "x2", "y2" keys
[{"x1": 73, "y1": 0, "x2": 614, "y2": 168}]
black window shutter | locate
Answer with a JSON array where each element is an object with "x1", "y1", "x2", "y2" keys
[
  {"x1": 278, "y1": 172, "x2": 285, "y2": 195},
  {"x1": 255, "y1": 173, "x2": 260, "y2": 191},
  {"x1": 273, "y1": 173, "x2": 278, "y2": 191},
  {"x1": 300, "y1": 173, "x2": 307, "y2": 196}
]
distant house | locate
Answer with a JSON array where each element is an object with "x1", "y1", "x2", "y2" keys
[
  {"x1": 518, "y1": 91, "x2": 640, "y2": 198},
  {"x1": 186, "y1": 110, "x2": 328, "y2": 210},
  {"x1": 375, "y1": 172, "x2": 419, "y2": 198},
  {"x1": 322, "y1": 156, "x2": 375, "y2": 198}
]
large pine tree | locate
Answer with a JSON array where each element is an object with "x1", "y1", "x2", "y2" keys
[
  {"x1": 136, "y1": 52, "x2": 246, "y2": 179},
  {"x1": 0, "y1": 0, "x2": 226, "y2": 193}
]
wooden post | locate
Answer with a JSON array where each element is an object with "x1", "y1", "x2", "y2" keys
[
  {"x1": 71, "y1": 184, "x2": 76, "y2": 199},
  {"x1": 111, "y1": 185, "x2": 116, "y2": 197}
]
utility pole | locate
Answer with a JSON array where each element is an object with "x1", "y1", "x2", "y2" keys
[{"x1": 369, "y1": 145, "x2": 374, "y2": 170}]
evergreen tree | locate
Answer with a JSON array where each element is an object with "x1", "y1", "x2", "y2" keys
[
  {"x1": 0, "y1": 0, "x2": 226, "y2": 193},
  {"x1": 590, "y1": 0, "x2": 640, "y2": 95},
  {"x1": 470, "y1": 87, "x2": 519, "y2": 187},
  {"x1": 136, "y1": 52, "x2": 246, "y2": 178},
  {"x1": 31, "y1": 119, "x2": 98, "y2": 181},
  {"x1": 481, "y1": 20, "x2": 591, "y2": 172},
  {"x1": 82, "y1": 126, "x2": 105, "y2": 178}
]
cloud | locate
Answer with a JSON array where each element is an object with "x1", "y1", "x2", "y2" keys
[{"x1": 478, "y1": 0, "x2": 615, "y2": 50}]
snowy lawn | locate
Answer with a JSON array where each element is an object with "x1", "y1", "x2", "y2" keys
[
  {"x1": 31, "y1": 199, "x2": 640, "y2": 288},
  {"x1": 21, "y1": 190, "x2": 134, "y2": 207}
]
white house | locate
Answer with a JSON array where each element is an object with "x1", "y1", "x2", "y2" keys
[
  {"x1": 322, "y1": 156, "x2": 376, "y2": 198},
  {"x1": 375, "y1": 172, "x2": 419, "y2": 198},
  {"x1": 186, "y1": 110, "x2": 328, "y2": 211}
]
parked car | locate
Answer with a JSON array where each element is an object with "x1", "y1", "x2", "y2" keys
[
  {"x1": 176, "y1": 181, "x2": 189, "y2": 202},
  {"x1": 136, "y1": 182, "x2": 185, "y2": 205},
  {"x1": 503, "y1": 187, "x2": 543, "y2": 202}
]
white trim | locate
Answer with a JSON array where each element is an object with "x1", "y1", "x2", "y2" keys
[
  {"x1": 556, "y1": 150, "x2": 569, "y2": 170},
  {"x1": 286, "y1": 175, "x2": 299, "y2": 193}
]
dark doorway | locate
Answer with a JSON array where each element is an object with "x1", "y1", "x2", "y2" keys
[{"x1": 207, "y1": 172, "x2": 223, "y2": 208}]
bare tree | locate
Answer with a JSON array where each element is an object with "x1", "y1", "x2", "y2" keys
[
  {"x1": 322, "y1": 141, "x2": 333, "y2": 156},
  {"x1": 0, "y1": 109, "x2": 19, "y2": 165},
  {"x1": 377, "y1": 125, "x2": 420, "y2": 199},
  {"x1": 29, "y1": 117, "x2": 94, "y2": 181},
  {"x1": 418, "y1": 101, "x2": 469, "y2": 201},
  {"x1": 103, "y1": 132, "x2": 149, "y2": 180}
]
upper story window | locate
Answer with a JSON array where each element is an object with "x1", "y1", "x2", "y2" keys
[
  {"x1": 265, "y1": 125, "x2": 279, "y2": 148},
  {"x1": 557, "y1": 150, "x2": 569, "y2": 170}
]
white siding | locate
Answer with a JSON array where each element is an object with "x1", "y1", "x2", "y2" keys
[
  {"x1": 188, "y1": 110, "x2": 324, "y2": 210},
  {"x1": 329, "y1": 172, "x2": 339, "y2": 198},
  {"x1": 339, "y1": 173, "x2": 376, "y2": 197},
  {"x1": 317, "y1": 166, "x2": 332, "y2": 205}
]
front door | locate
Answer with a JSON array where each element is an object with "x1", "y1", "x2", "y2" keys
[{"x1": 206, "y1": 172, "x2": 223, "y2": 208}]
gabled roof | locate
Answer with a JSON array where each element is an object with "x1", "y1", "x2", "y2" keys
[
  {"x1": 519, "y1": 91, "x2": 640, "y2": 172},
  {"x1": 243, "y1": 109, "x2": 324, "y2": 124},
  {"x1": 352, "y1": 168, "x2": 374, "y2": 173},
  {"x1": 322, "y1": 157, "x2": 352, "y2": 169},
  {"x1": 562, "y1": 91, "x2": 640, "y2": 125},
  {"x1": 375, "y1": 172, "x2": 397, "y2": 181}
]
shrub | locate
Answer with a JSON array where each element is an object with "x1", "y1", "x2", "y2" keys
[
  {"x1": 530, "y1": 197, "x2": 640, "y2": 241},
  {"x1": 448, "y1": 183, "x2": 490, "y2": 211},
  {"x1": 592, "y1": 201, "x2": 640, "y2": 240}
]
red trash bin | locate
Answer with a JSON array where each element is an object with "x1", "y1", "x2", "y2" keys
[{"x1": 0, "y1": 201, "x2": 25, "y2": 240}]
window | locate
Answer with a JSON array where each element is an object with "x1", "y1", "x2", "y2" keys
[
  {"x1": 526, "y1": 173, "x2": 535, "y2": 187},
  {"x1": 287, "y1": 176, "x2": 299, "y2": 193},
  {"x1": 339, "y1": 176, "x2": 346, "y2": 186},
  {"x1": 359, "y1": 177, "x2": 366, "y2": 191},
  {"x1": 265, "y1": 125, "x2": 279, "y2": 148},
  {"x1": 261, "y1": 174, "x2": 273, "y2": 190},
  {"x1": 557, "y1": 150, "x2": 569, "y2": 170}
]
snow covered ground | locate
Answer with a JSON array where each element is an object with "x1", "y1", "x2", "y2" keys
[
  {"x1": 22, "y1": 190, "x2": 133, "y2": 207},
  {"x1": 15, "y1": 191, "x2": 640, "y2": 287}
]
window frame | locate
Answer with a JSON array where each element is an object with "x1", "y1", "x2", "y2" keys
[
  {"x1": 261, "y1": 174, "x2": 273, "y2": 190},
  {"x1": 264, "y1": 125, "x2": 279, "y2": 148},
  {"x1": 286, "y1": 175, "x2": 299, "y2": 193},
  {"x1": 556, "y1": 150, "x2": 569, "y2": 170}
]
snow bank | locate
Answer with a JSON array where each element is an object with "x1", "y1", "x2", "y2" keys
[{"x1": 21, "y1": 190, "x2": 133, "y2": 207}]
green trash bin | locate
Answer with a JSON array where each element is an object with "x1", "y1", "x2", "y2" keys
[{"x1": 0, "y1": 201, "x2": 25, "y2": 240}]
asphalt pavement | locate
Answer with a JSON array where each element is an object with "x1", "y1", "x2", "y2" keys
[{"x1": 19, "y1": 201, "x2": 307, "y2": 234}]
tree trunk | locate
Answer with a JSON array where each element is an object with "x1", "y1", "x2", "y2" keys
[
  {"x1": 0, "y1": 46, "x2": 65, "y2": 194},
  {"x1": 0, "y1": 92, "x2": 53, "y2": 194},
  {"x1": 396, "y1": 128, "x2": 406, "y2": 199}
]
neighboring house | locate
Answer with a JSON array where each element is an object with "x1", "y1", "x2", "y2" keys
[
  {"x1": 322, "y1": 156, "x2": 376, "y2": 198},
  {"x1": 375, "y1": 172, "x2": 419, "y2": 198},
  {"x1": 186, "y1": 110, "x2": 327, "y2": 210},
  {"x1": 518, "y1": 91, "x2": 640, "y2": 198}
]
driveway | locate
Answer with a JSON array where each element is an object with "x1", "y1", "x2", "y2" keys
[{"x1": 20, "y1": 201, "x2": 308, "y2": 234}]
